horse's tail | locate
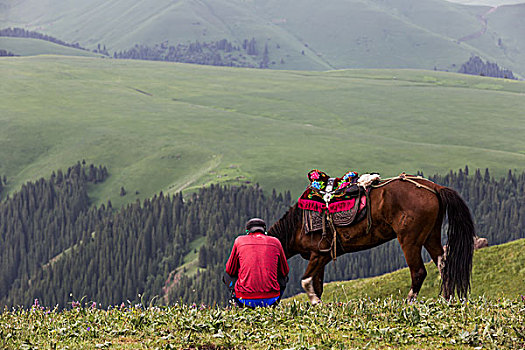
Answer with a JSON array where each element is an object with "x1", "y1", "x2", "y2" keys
[{"x1": 438, "y1": 187, "x2": 475, "y2": 299}]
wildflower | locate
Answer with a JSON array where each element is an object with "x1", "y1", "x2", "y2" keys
[
  {"x1": 91, "y1": 302, "x2": 97, "y2": 309},
  {"x1": 72, "y1": 301, "x2": 81, "y2": 308},
  {"x1": 31, "y1": 299, "x2": 42, "y2": 312}
]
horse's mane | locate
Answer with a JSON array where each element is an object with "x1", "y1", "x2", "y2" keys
[{"x1": 268, "y1": 203, "x2": 301, "y2": 254}]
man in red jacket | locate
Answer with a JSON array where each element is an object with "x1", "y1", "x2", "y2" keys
[{"x1": 225, "y1": 218, "x2": 289, "y2": 307}]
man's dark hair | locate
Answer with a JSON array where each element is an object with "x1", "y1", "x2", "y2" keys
[{"x1": 246, "y1": 218, "x2": 266, "y2": 233}]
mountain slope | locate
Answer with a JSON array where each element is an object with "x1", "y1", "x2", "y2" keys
[
  {"x1": 1, "y1": 56, "x2": 525, "y2": 208},
  {"x1": 1, "y1": 0, "x2": 524, "y2": 75},
  {"x1": 290, "y1": 238, "x2": 525, "y2": 302},
  {"x1": 483, "y1": 3, "x2": 525, "y2": 75},
  {"x1": 0, "y1": 37, "x2": 102, "y2": 57}
]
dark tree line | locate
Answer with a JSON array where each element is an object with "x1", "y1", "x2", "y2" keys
[
  {"x1": 0, "y1": 175, "x2": 5, "y2": 197},
  {"x1": 0, "y1": 162, "x2": 108, "y2": 305},
  {"x1": 458, "y1": 56, "x2": 516, "y2": 79},
  {"x1": 0, "y1": 165, "x2": 522, "y2": 308},
  {"x1": 0, "y1": 49, "x2": 16, "y2": 57},
  {"x1": 0, "y1": 27, "x2": 276, "y2": 68},
  {"x1": 0, "y1": 166, "x2": 291, "y2": 308},
  {"x1": 114, "y1": 38, "x2": 272, "y2": 68},
  {"x1": 0, "y1": 27, "x2": 87, "y2": 51},
  {"x1": 429, "y1": 166, "x2": 524, "y2": 246}
]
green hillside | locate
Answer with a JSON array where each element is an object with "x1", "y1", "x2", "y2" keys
[
  {"x1": 483, "y1": 3, "x2": 525, "y2": 76},
  {"x1": 1, "y1": 55, "x2": 524, "y2": 207},
  {"x1": 0, "y1": 37, "x2": 102, "y2": 57},
  {"x1": 1, "y1": 0, "x2": 524, "y2": 75},
  {"x1": 290, "y1": 238, "x2": 525, "y2": 302}
]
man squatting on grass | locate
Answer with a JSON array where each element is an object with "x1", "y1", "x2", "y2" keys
[{"x1": 225, "y1": 218, "x2": 289, "y2": 307}]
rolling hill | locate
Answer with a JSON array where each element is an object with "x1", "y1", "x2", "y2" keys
[
  {"x1": 290, "y1": 238, "x2": 525, "y2": 302},
  {"x1": 0, "y1": 55, "x2": 524, "y2": 208},
  {"x1": 0, "y1": 36, "x2": 102, "y2": 57},
  {"x1": 1, "y1": 0, "x2": 524, "y2": 76}
]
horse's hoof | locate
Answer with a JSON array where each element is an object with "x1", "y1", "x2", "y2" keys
[
  {"x1": 406, "y1": 289, "x2": 418, "y2": 303},
  {"x1": 310, "y1": 297, "x2": 322, "y2": 306}
]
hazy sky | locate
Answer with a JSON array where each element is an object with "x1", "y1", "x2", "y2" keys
[{"x1": 444, "y1": 0, "x2": 524, "y2": 6}]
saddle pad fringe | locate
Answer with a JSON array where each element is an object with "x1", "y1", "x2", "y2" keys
[
  {"x1": 303, "y1": 210, "x2": 323, "y2": 234},
  {"x1": 302, "y1": 196, "x2": 367, "y2": 234},
  {"x1": 298, "y1": 199, "x2": 326, "y2": 212}
]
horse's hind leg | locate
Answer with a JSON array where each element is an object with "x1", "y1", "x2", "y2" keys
[
  {"x1": 424, "y1": 225, "x2": 445, "y2": 276},
  {"x1": 399, "y1": 244, "x2": 427, "y2": 301},
  {"x1": 301, "y1": 252, "x2": 331, "y2": 305},
  {"x1": 423, "y1": 225, "x2": 447, "y2": 297}
]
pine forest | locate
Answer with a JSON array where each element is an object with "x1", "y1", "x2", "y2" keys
[{"x1": 0, "y1": 164, "x2": 523, "y2": 308}]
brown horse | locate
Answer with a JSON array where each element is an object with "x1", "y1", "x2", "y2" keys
[{"x1": 267, "y1": 175, "x2": 475, "y2": 304}]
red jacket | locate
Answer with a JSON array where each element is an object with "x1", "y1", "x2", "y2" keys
[{"x1": 225, "y1": 232, "x2": 289, "y2": 299}]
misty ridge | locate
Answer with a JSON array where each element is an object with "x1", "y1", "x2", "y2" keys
[{"x1": 1, "y1": 0, "x2": 524, "y2": 78}]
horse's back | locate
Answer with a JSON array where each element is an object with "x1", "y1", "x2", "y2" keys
[{"x1": 373, "y1": 179, "x2": 442, "y2": 244}]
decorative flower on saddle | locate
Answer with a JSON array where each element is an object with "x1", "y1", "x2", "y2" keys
[
  {"x1": 300, "y1": 169, "x2": 360, "y2": 213},
  {"x1": 307, "y1": 169, "x2": 357, "y2": 194}
]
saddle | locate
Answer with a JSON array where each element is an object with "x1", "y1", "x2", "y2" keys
[{"x1": 298, "y1": 169, "x2": 377, "y2": 234}]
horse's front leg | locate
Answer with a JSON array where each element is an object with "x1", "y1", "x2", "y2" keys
[{"x1": 301, "y1": 252, "x2": 331, "y2": 305}]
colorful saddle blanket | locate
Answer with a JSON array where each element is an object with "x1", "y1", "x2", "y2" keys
[
  {"x1": 298, "y1": 169, "x2": 368, "y2": 233},
  {"x1": 298, "y1": 169, "x2": 360, "y2": 213}
]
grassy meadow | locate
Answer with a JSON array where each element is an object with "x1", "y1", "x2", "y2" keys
[
  {"x1": 1, "y1": 55, "x2": 525, "y2": 207},
  {"x1": 1, "y1": 297, "x2": 523, "y2": 349},
  {"x1": 1, "y1": 240, "x2": 524, "y2": 349}
]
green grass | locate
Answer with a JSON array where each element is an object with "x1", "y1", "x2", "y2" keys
[
  {"x1": 1, "y1": 55, "x2": 524, "y2": 207},
  {"x1": 0, "y1": 295, "x2": 523, "y2": 349},
  {"x1": 291, "y1": 239, "x2": 525, "y2": 303},
  {"x1": 177, "y1": 235, "x2": 207, "y2": 277}
]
